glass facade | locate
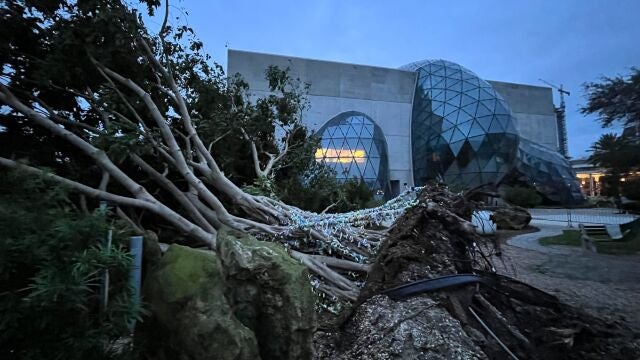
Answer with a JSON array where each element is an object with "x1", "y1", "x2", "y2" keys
[
  {"x1": 315, "y1": 111, "x2": 389, "y2": 191},
  {"x1": 401, "y1": 60, "x2": 519, "y2": 188},
  {"x1": 513, "y1": 138, "x2": 584, "y2": 204}
]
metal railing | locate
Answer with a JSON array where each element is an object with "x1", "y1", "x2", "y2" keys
[{"x1": 528, "y1": 208, "x2": 638, "y2": 227}]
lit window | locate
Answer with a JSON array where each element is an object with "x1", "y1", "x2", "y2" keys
[{"x1": 315, "y1": 112, "x2": 389, "y2": 191}]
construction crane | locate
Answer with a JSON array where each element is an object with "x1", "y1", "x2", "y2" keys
[{"x1": 539, "y1": 79, "x2": 570, "y2": 157}]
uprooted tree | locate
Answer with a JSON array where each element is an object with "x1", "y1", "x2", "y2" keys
[{"x1": 0, "y1": 0, "x2": 418, "y2": 301}]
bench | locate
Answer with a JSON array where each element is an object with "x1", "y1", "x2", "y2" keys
[{"x1": 579, "y1": 223, "x2": 631, "y2": 252}]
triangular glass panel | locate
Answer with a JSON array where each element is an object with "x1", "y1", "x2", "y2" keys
[
  {"x1": 356, "y1": 123, "x2": 368, "y2": 137},
  {"x1": 479, "y1": 88, "x2": 495, "y2": 100},
  {"x1": 346, "y1": 138, "x2": 359, "y2": 152},
  {"x1": 362, "y1": 124, "x2": 374, "y2": 137},
  {"x1": 420, "y1": 77, "x2": 431, "y2": 88},
  {"x1": 431, "y1": 65, "x2": 445, "y2": 76},
  {"x1": 433, "y1": 90, "x2": 446, "y2": 101},
  {"x1": 440, "y1": 128, "x2": 454, "y2": 143},
  {"x1": 447, "y1": 70, "x2": 462, "y2": 80},
  {"x1": 488, "y1": 119, "x2": 505, "y2": 133},
  {"x1": 457, "y1": 110, "x2": 473, "y2": 123},
  {"x1": 345, "y1": 125, "x2": 358, "y2": 138},
  {"x1": 462, "y1": 102, "x2": 478, "y2": 117},
  {"x1": 445, "y1": 89, "x2": 460, "y2": 101},
  {"x1": 447, "y1": 80, "x2": 462, "y2": 92},
  {"x1": 368, "y1": 141, "x2": 380, "y2": 158},
  {"x1": 495, "y1": 100, "x2": 510, "y2": 114},
  {"x1": 443, "y1": 103, "x2": 459, "y2": 118},
  {"x1": 447, "y1": 94, "x2": 462, "y2": 108},
  {"x1": 442, "y1": 119, "x2": 456, "y2": 132},
  {"x1": 456, "y1": 121, "x2": 473, "y2": 137},
  {"x1": 433, "y1": 103, "x2": 446, "y2": 117},
  {"x1": 476, "y1": 102, "x2": 493, "y2": 118},
  {"x1": 483, "y1": 157, "x2": 498, "y2": 172},
  {"x1": 449, "y1": 140, "x2": 465, "y2": 156},
  {"x1": 461, "y1": 93, "x2": 477, "y2": 107},
  {"x1": 461, "y1": 71, "x2": 476, "y2": 81},
  {"x1": 431, "y1": 75, "x2": 445, "y2": 88},
  {"x1": 450, "y1": 128, "x2": 466, "y2": 142},
  {"x1": 468, "y1": 121, "x2": 486, "y2": 138},
  {"x1": 363, "y1": 162, "x2": 377, "y2": 179},
  {"x1": 446, "y1": 161, "x2": 461, "y2": 176},
  {"x1": 475, "y1": 115, "x2": 493, "y2": 128},
  {"x1": 481, "y1": 99, "x2": 497, "y2": 113},
  {"x1": 462, "y1": 80, "x2": 478, "y2": 92}
]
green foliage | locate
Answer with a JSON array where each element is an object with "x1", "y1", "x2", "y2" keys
[
  {"x1": 278, "y1": 162, "x2": 377, "y2": 213},
  {"x1": 0, "y1": 0, "x2": 319, "y2": 236},
  {"x1": 242, "y1": 175, "x2": 278, "y2": 199},
  {"x1": 504, "y1": 186, "x2": 542, "y2": 208},
  {"x1": 0, "y1": 170, "x2": 142, "y2": 360},
  {"x1": 589, "y1": 133, "x2": 640, "y2": 196},
  {"x1": 581, "y1": 67, "x2": 640, "y2": 133},
  {"x1": 621, "y1": 178, "x2": 640, "y2": 201}
]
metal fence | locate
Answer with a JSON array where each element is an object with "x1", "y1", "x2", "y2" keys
[{"x1": 528, "y1": 208, "x2": 639, "y2": 227}]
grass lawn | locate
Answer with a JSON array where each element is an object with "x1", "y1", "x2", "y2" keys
[
  {"x1": 597, "y1": 226, "x2": 640, "y2": 255},
  {"x1": 539, "y1": 230, "x2": 582, "y2": 247},
  {"x1": 538, "y1": 222, "x2": 640, "y2": 255}
]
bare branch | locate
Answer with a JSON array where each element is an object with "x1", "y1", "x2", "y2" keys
[
  {"x1": 116, "y1": 206, "x2": 145, "y2": 235},
  {"x1": 291, "y1": 251, "x2": 371, "y2": 272},
  {"x1": 130, "y1": 153, "x2": 215, "y2": 232},
  {"x1": 98, "y1": 171, "x2": 110, "y2": 191}
]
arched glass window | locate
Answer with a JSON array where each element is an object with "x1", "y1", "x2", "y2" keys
[{"x1": 315, "y1": 111, "x2": 389, "y2": 191}]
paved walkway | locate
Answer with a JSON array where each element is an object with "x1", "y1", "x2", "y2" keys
[
  {"x1": 499, "y1": 221, "x2": 640, "y2": 331},
  {"x1": 506, "y1": 222, "x2": 573, "y2": 255},
  {"x1": 494, "y1": 243, "x2": 640, "y2": 332}
]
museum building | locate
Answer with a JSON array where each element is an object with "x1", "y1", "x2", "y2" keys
[{"x1": 228, "y1": 50, "x2": 584, "y2": 204}]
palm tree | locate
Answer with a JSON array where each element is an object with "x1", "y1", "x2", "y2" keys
[{"x1": 589, "y1": 133, "x2": 637, "y2": 197}]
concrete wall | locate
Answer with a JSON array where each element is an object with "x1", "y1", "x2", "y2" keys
[
  {"x1": 488, "y1": 80, "x2": 559, "y2": 150},
  {"x1": 228, "y1": 49, "x2": 417, "y2": 187}
]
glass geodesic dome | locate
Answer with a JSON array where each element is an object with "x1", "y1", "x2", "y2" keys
[
  {"x1": 514, "y1": 138, "x2": 584, "y2": 204},
  {"x1": 401, "y1": 60, "x2": 519, "y2": 187},
  {"x1": 314, "y1": 111, "x2": 389, "y2": 191}
]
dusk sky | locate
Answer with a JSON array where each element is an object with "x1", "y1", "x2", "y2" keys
[{"x1": 145, "y1": 0, "x2": 640, "y2": 158}]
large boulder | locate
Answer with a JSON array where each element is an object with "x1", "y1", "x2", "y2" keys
[
  {"x1": 140, "y1": 228, "x2": 316, "y2": 360},
  {"x1": 142, "y1": 244, "x2": 260, "y2": 360},
  {"x1": 491, "y1": 206, "x2": 532, "y2": 230},
  {"x1": 219, "y1": 227, "x2": 316, "y2": 360}
]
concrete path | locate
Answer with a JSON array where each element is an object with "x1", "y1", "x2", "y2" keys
[{"x1": 506, "y1": 223, "x2": 573, "y2": 255}]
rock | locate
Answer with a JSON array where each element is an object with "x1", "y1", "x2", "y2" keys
[
  {"x1": 140, "y1": 229, "x2": 316, "y2": 360},
  {"x1": 491, "y1": 206, "x2": 531, "y2": 230},
  {"x1": 142, "y1": 244, "x2": 260, "y2": 360},
  {"x1": 219, "y1": 227, "x2": 316, "y2": 360}
]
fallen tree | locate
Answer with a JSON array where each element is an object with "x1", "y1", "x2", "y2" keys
[
  {"x1": 4, "y1": 5, "x2": 640, "y2": 359},
  {"x1": 0, "y1": 0, "x2": 406, "y2": 301}
]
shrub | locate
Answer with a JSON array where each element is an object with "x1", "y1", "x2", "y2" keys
[
  {"x1": 278, "y1": 162, "x2": 377, "y2": 213},
  {"x1": 0, "y1": 170, "x2": 142, "y2": 359},
  {"x1": 504, "y1": 186, "x2": 542, "y2": 208},
  {"x1": 621, "y1": 178, "x2": 640, "y2": 201}
]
